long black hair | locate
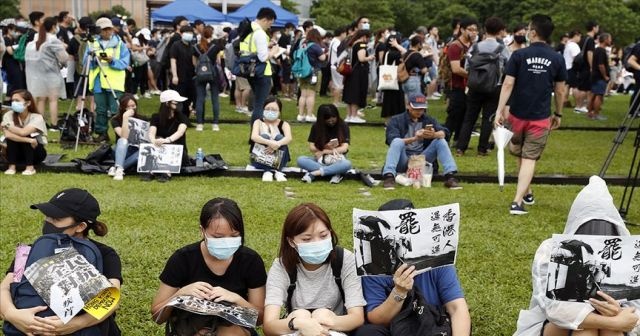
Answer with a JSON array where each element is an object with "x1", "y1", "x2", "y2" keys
[
  {"x1": 112, "y1": 93, "x2": 140, "y2": 126},
  {"x1": 312, "y1": 104, "x2": 347, "y2": 150},
  {"x1": 157, "y1": 101, "x2": 177, "y2": 129}
]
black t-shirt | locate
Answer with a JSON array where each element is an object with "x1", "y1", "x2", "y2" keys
[
  {"x1": 67, "y1": 35, "x2": 80, "y2": 56},
  {"x1": 278, "y1": 34, "x2": 292, "y2": 48},
  {"x1": 404, "y1": 51, "x2": 427, "y2": 73},
  {"x1": 352, "y1": 43, "x2": 368, "y2": 66},
  {"x1": 631, "y1": 43, "x2": 640, "y2": 83},
  {"x1": 159, "y1": 243, "x2": 267, "y2": 300},
  {"x1": 505, "y1": 42, "x2": 567, "y2": 120},
  {"x1": 170, "y1": 40, "x2": 195, "y2": 81},
  {"x1": 307, "y1": 122, "x2": 351, "y2": 146},
  {"x1": 591, "y1": 47, "x2": 610, "y2": 81},
  {"x1": 150, "y1": 112, "x2": 188, "y2": 146},
  {"x1": 2, "y1": 36, "x2": 20, "y2": 70},
  {"x1": 582, "y1": 36, "x2": 595, "y2": 67},
  {"x1": 57, "y1": 26, "x2": 71, "y2": 45}
]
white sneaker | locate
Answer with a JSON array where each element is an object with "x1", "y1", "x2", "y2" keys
[
  {"x1": 274, "y1": 171, "x2": 287, "y2": 182},
  {"x1": 134, "y1": 94, "x2": 140, "y2": 100},
  {"x1": 212, "y1": 124, "x2": 220, "y2": 131},
  {"x1": 235, "y1": 106, "x2": 244, "y2": 113},
  {"x1": 143, "y1": 92, "x2": 152, "y2": 99},
  {"x1": 151, "y1": 90, "x2": 161, "y2": 95},
  {"x1": 301, "y1": 173, "x2": 313, "y2": 183},
  {"x1": 21, "y1": 169, "x2": 36, "y2": 176},
  {"x1": 330, "y1": 175, "x2": 343, "y2": 184},
  {"x1": 305, "y1": 115, "x2": 317, "y2": 122},
  {"x1": 241, "y1": 107, "x2": 250, "y2": 115},
  {"x1": 395, "y1": 174, "x2": 413, "y2": 186},
  {"x1": 344, "y1": 116, "x2": 353, "y2": 123},
  {"x1": 219, "y1": 92, "x2": 229, "y2": 97},
  {"x1": 296, "y1": 114, "x2": 305, "y2": 122},
  {"x1": 574, "y1": 106, "x2": 588, "y2": 113},
  {"x1": 357, "y1": 109, "x2": 365, "y2": 117},
  {"x1": 262, "y1": 171, "x2": 274, "y2": 182},
  {"x1": 433, "y1": 92, "x2": 442, "y2": 97},
  {"x1": 196, "y1": 124, "x2": 204, "y2": 131},
  {"x1": 350, "y1": 116, "x2": 366, "y2": 124},
  {"x1": 4, "y1": 168, "x2": 16, "y2": 175},
  {"x1": 107, "y1": 166, "x2": 117, "y2": 176},
  {"x1": 427, "y1": 95, "x2": 440, "y2": 100},
  {"x1": 113, "y1": 167, "x2": 124, "y2": 181}
]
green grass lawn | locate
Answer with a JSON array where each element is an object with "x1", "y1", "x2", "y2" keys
[{"x1": 1, "y1": 92, "x2": 639, "y2": 335}]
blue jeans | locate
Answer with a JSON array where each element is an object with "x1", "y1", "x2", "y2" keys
[
  {"x1": 402, "y1": 76, "x2": 422, "y2": 97},
  {"x1": 382, "y1": 138, "x2": 458, "y2": 176},
  {"x1": 114, "y1": 138, "x2": 139, "y2": 170},
  {"x1": 195, "y1": 81, "x2": 220, "y2": 124},
  {"x1": 251, "y1": 133, "x2": 290, "y2": 171},
  {"x1": 248, "y1": 76, "x2": 272, "y2": 125},
  {"x1": 297, "y1": 156, "x2": 352, "y2": 178}
]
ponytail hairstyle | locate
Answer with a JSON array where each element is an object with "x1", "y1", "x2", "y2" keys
[{"x1": 36, "y1": 17, "x2": 58, "y2": 51}]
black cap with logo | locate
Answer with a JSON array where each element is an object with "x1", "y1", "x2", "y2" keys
[{"x1": 31, "y1": 188, "x2": 101, "y2": 224}]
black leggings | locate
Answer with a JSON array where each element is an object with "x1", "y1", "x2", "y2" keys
[{"x1": 6, "y1": 139, "x2": 47, "y2": 165}]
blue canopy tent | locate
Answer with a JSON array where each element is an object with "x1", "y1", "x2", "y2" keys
[
  {"x1": 151, "y1": 0, "x2": 227, "y2": 26},
  {"x1": 226, "y1": 0, "x2": 299, "y2": 28}
]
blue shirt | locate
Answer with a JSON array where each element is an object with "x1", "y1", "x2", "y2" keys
[
  {"x1": 505, "y1": 42, "x2": 567, "y2": 120},
  {"x1": 361, "y1": 265, "x2": 464, "y2": 312}
]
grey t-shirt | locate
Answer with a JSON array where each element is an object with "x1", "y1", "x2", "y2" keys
[
  {"x1": 405, "y1": 121, "x2": 424, "y2": 155},
  {"x1": 265, "y1": 248, "x2": 366, "y2": 315}
]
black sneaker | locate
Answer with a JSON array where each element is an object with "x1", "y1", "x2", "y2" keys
[
  {"x1": 140, "y1": 173, "x2": 154, "y2": 182},
  {"x1": 383, "y1": 173, "x2": 395, "y2": 190},
  {"x1": 510, "y1": 202, "x2": 528, "y2": 215},
  {"x1": 156, "y1": 173, "x2": 171, "y2": 183},
  {"x1": 359, "y1": 172, "x2": 375, "y2": 187},
  {"x1": 523, "y1": 193, "x2": 535, "y2": 205},
  {"x1": 444, "y1": 177, "x2": 463, "y2": 190}
]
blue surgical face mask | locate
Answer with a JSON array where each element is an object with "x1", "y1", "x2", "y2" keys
[
  {"x1": 11, "y1": 101, "x2": 26, "y2": 114},
  {"x1": 296, "y1": 237, "x2": 333, "y2": 265},
  {"x1": 205, "y1": 236, "x2": 242, "y2": 260},
  {"x1": 182, "y1": 33, "x2": 194, "y2": 43},
  {"x1": 263, "y1": 109, "x2": 279, "y2": 121},
  {"x1": 361, "y1": 23, "x2": 370, "y2": 31}
]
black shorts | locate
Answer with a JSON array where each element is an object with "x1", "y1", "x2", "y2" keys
[
  {"x1": 567, "y1": 68, "x2": 579, "y2": 88},
  {"x1": 576, "y1": 69, "x2": 591, "y2": 91}
]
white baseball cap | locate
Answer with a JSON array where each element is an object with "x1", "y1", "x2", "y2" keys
[
  {"x1": 136, "y1": 28, "x2": 151, "y2": 40},
  {"x1": 95, "y1": 17, "x2": 113, "y2": 30},
  {"x1": 159, "y1": 90, "x2": 187, "y2": 103}
]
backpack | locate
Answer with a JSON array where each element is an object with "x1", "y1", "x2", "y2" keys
[
  {"x1": 622, "y1": 43, "x2": 638, "y2": 72},
  {"x1": 285, "y1": 246, "x2": 345, "y2": 315},
  {"x1": 466, "y1": 44, "x2": 505, "y2": 93},
  {"x1": 13, "y1": 31, "x2": 31, "y2": 62},
  {"x1": 74, "y1": 34, "x2": 89, "y2": 74},
  {"x1": 389, "y1": 286, "x2": 452, "y2": 336},
  {"x1": 194, "y1": 44, "x2": 218, "y2": 83},
  {"x1": 438, "y1": 40, "x2": 463, "y2": 89},
  {"x1": 58, "y1": 110, "x2": 93, "y2": 143},
  {"x1": 3, "y1": 234, "x2": 104, "y2": 336},
  {"x1": 397, "y1": 51, "x2": 418, "y2": 83},
  {"x1": 291, "y1": 42, "x2": 315, "y2": 79},
  {"x1": 572, "y1": 36, "x2": 592, "y2": 73}
]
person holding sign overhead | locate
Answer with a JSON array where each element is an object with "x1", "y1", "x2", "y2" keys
[{"x1": 0, "y1": 188, "x2": 122, "y2": 335}]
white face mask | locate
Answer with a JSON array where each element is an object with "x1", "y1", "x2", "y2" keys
[{"x1": 361, "y1": 23, "x2": 370, "y2": 31}]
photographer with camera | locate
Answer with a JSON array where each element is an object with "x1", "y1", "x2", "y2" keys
[{"x1": 85, "y1": 17, "x2": 130, "y2": 143}]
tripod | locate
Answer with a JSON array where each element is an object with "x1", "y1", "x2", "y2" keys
[
  {"x1": 66, "y1": 38, "x2": 119, "y2": 151},
  {"x1": 599, "y1": 90, "x2": 640, "y2": 223}
]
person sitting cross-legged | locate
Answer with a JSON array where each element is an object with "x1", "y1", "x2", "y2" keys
[{"x1": 381, "y1": 93, "x2": 461, "y2": 190}]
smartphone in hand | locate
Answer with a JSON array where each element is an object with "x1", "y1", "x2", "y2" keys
[
  {"x1": 100, "y1": 52, "x2": 108, "y2": 59},
  {"x1": 328, "y1": 138, "x2": 339, "y2": 147},
  {"x1": 424, "y1": 124, "x2": 434, "y2": 131}
]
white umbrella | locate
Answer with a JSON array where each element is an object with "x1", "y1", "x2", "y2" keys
[{"x1": 492, "y1": 126, "x2": 514, "y2": 191}]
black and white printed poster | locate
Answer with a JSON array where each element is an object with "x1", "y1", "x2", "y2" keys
[
  {"x1": 24, "y1": 248, "x2": 120, "y2": 323},
  {"x1": 353, "y1": 204, "x2": 460, "y2": 276},
  {"x1": 137, "y1": 144, "x2": 183, "y2": 174},
  {"x1": 158, "y1": 295, "x2": 259, "y2": 329},
  {"x1": 546, "y1": 234, "x2": 640, "y2": 302},
  {"x1": 126, "y1": 117, "x2": 150, "y2": 146}
]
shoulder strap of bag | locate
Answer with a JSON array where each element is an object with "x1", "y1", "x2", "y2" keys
[
  {"x1": 286, "y1": 265, "x2": 297, "y2": 314},
  {"x1": 331, "y1": 246, "x2": 346, "y2": 306}
]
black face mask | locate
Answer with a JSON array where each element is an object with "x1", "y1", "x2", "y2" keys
[
  {"x1": 514, "y1": 35, "x2": 526, "y2": 44},
  {"x1": 42, "y1": 220, "x2": 80, "y2": 235}
]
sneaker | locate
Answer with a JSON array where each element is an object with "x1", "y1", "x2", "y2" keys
[
  {"x1": 523, "y1": 193, "x2": 535, "y2": 205},
  {"x1": 196, "y1": 124, "x2": 204, "y2": 131},
  {"x1": 395, "y1": 174, "x2": 412, "y2": 186},
  {"x1": 477, "y1": 150, "x2": 489, "y2": 157},
  {"x1": 212, "y1": 124, "x2": 220, "y2": 131},
  {"x1": 444, "y1": 177, "x2": 462, "y2": 189},
  {"x1": 143, "y1": 92, "x2": 152, "y2": 99},
  {"x1": 296, "y1": 114, "x2": 305, "y2": 122},
  {"x1": 150, "y1": 89, "x2": 161, "y2": 95},
  {"x1": 219, "y1": 92, "x2": 229, "y2": 97},
  {"x1": 113, "y1": 167, "x2": 124, "y2": 181},
  {"x1": 107, "y1": 166, "x2": 117, "y2": 176},
  {"x1": 350, "y1": 116, "x2": 366, "y2": 124},
  {"x1": 274, "y1": 171, "x2": 287, "y2": 182},
  {"x1": 359, "y1": 173, "x2": 375, "y2": 187},
  {"x1": 301, "y1": 173, "x2": 313, "y2": 183},
  {"x1": 305, "y1": 115, "x2": 317, "y2": 123},
  {"x1": 383, "y1": 173, "x2": 396, "y2": 190},
  {"x1": 156, "y1": 173, "x2": 171, "y2": 183},
  {"x1": 235, "y1": 106, "x2": 245, "y2": 113},
  {"x1": 4, "y1": 168, "x2": 16, "y2": 175},
  {"x1": 330, "y1": 174, "x2": 343, "y2": 184},
  {"x1": 344, "y1": 116, "x2": 353, "y2": 123},
  {"x1": 21, "y1": 169, "x2": 36, "y2": 176},
  {"x1": 140, "y1": 173, "x2": 154, "y2": 182},
  {"x1": 241, "y1": 107, "x2": 250, "y2": 115},
  {"x1": 574, "y1": 106, "x2": 588, "y2": 113},
  {"x1": 433, "y1": 92, "x2": 442, "y2": 97},
  {"x1": 262, "y1": 171, "x2": 274, "y2": 182},
  {"x1": 48, "y1": 125, "x2": 60, "y2": 132},
  {"x1": 133, "y1": 94, "x2": 140, "y2": 100},
  {"x1": 427, "y1": 95, "x2": 440, "y2": 100},
  {"x1": 357, "y1": 109, "x2": 365, "y2": 117},
  {"x1": 510, "y1": 202, "x2": 528, "y2": 215}
]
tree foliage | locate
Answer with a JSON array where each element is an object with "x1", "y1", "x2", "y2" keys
[
  {"x1": 0, "y1": 0, "x2": 20, "y2": 19},
  {"x1": 310, "y1": 0, "x2": 394, "y2": 32},
  {"x1": 280, "y1": 0, "x2": 300, "y2": 15},
  {"x1": 88, "y1": 5, "x2": 132, "y2": 22}
]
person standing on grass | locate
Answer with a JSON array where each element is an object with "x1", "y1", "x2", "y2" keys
[
  {"x1": 193, "y1": 26, "x2": 222, "y2": 132},
  {"x1": 587, "y1": 33, "x2": 612, "y2": 121},
  {"x1": 494, "y1": 14, "x2": 566, "y2": 215},
  {"x1": 342, "y1": 29, "x2": 375, "y2": 124},
  {"x1": 170, "y1": 25, "x2": 196, "y2": 120},
  {"x1": 296, "y1": 29, "x2": 328, "y2": 123},
  {"x1": 151, "y1": 198, "x2": 266, "y2": 336}
]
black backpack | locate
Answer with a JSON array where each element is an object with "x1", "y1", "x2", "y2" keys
[
  {"x1": 59, "y1": 110, "x2": 93, "y2": 143},
  {"x1": 285, "y1": 246, "x2": 345, "y2": 314},
  {"x1": 572, "y1": 36, "x2": 592, "y2": 73},
  {"x1": 389, "y1": 286, "x2": 452, "y2": 336},
  {"x1": 622, "y1": 42, "x2": 638, "y2": 72},
  {"x1": 194, "y1": 44, "x2": 218, "y2": 83},
  {"x1": 466, "y1": 43, "x2": 504, "y2": 93}
]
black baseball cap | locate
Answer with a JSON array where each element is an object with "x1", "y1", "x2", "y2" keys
[
  {"x1": 31, "y1": 188, "x2": 101, "y2": 224},
  {"x1": 378, "y1": 199, "x2": 415, "y2": 211}
]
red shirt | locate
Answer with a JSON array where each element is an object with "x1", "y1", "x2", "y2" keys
[{"x1": 446, "y1": 39, "x2": 470, "y2": 89}]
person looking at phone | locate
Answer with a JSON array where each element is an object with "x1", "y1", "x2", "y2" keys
[
  {"x1": 296, "y1": 104, "x2": 352, "y2": 184},
  {"x1": 86, "y1": 17, "x2": 130, "y2": 143},
  {"x1": 381, "y1": 93, "x2": 462, "y2": 190}
]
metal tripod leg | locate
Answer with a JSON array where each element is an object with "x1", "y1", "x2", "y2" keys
[{"x1": 618, "y1": 128, "x2": 639, "y2": 224}]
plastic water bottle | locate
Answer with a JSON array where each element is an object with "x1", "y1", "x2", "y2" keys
[{"x1": 196, "y1": 148, "x2": 204, "y2": 167}]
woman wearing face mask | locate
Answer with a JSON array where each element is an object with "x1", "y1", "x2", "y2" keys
[
  {"x1": 0, "y1": 188, "x2": 122, "y2": 335},
  {"x1": 509, "y1": 24, "x2": 527, "y2": 53},
  {"x1": 342, "y1": 30, "x2": 375, "y2": 123},
  {"x1": 169, "y1": 25, "x2": 197, "y2": 119},
  {"x1": 2, "y1": 90, "x2": 47, "y2": 175},
  {"x1": 151, "y1": 197, "x2": 267, "y2": 336},
  {"x1": 249, "y1": 96, "x2": 292, "y2": 182},
  {"x1": 24, "y1": 16, "x2": 69, "y2": 130},
  {"x1": 193, "y1": 26, "x2": 222, "y2": 132},
  {"x1": 263, "y1": 203, "x2": 366, "y2": 336},
  {"x1": 145, "y1": 89, "x2": 190, "y2": 182},
  {"x1": 297, "y1": 104, "x2": 352, "y2": 184}
]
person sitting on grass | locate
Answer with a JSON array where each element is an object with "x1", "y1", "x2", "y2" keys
[
  {"x1": 151, "y1": 197, "x2": 266, "y2": 336},
  {"x1": 263, "y1": 203, "x2": 366, "y2": 336},
  {"x1": 297, "y1": 104, "x2": 352, "y2": 184},
  {"x1": 144, "y1": 89, "x2": 190, "y2": 183},
  {"x1": 249, "y1": 95, "x2": 292, "y2": 182},
  {"x1": 1, "y1": 89, "x2": 47, "y2": 176},
  {"x1": 107, "y1": 94, "x2": 147, "y2": 181},
  {"x1": 0, "y1": 188, "x2": 122, "y2": 335},
  {"x1": 515, "y1": 176, "x2": 639, "y2": 336}
]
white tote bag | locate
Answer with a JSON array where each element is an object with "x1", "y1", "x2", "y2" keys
[{"x1": 377, "y1": 52, "x2": 399, "y2": 91}]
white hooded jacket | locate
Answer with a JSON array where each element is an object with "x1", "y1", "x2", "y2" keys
[{"x1": 514, "y1": 176, "x2": 638, "y2": 335}]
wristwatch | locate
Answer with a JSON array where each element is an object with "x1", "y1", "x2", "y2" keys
[
  {"x1": 392, "y1": 289, "x2": 407, "y2": 302},
  {"x1": 288, "y1": 317, "x2": 297, "y2": 331}
]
